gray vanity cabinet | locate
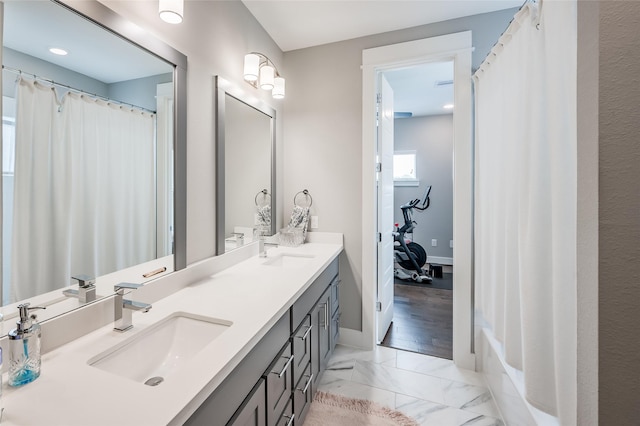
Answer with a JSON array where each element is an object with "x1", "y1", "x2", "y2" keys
[{"x1": 185, "y1": 257, "x2": 340, "y2": 426}]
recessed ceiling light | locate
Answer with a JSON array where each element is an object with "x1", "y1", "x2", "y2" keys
[
  {"x1": 49, "y1": 47, "x2": 68, "y2": 56},
  {"x1": 443, "y1": 104, "x2": 454, "y2": 110}
]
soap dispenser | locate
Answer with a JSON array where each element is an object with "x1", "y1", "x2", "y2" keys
[{"x1": 8, "y1": 303, "x2": 45, "y2": 387}]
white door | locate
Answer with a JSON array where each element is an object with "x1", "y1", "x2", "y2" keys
[{"x1": 376, "y1": 74, "x2": 395, "y2": 343}]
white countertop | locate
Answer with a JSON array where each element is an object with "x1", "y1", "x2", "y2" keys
[{"x1": 1, "y1": 239, "x2": 342, "y2": 426}]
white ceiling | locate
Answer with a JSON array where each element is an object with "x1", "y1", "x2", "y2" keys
[
  {"x1": 242, "y1": 0, "x2": 520, "y2": 117},
  {"x1": 242, "y1": 0, "x2": 522, "y2": 52}
]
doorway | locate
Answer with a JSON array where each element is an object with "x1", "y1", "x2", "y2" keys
[
  {"x1": 376, "y1": 62, "x2": 455, "y2": 359},
  {"x1": 361, "y1": 32, "x2": 475, "y2": 370}
]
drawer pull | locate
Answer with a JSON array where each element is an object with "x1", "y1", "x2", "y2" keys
[
  {"x1": 283, "y1": 413, "x2": 295, "y2": 426},
  {"x1": 298, "y1": 324, "x2": 313, "y2": 341},
  {"x1": 324, "y1": 303, "x2": 329, "y2": 331},
  {"x1": 297, "y1": 373, "x2": 313, "y2": 394},
  {"x1": 272, "y1": 354, "x2": 294, "y2": 379}
]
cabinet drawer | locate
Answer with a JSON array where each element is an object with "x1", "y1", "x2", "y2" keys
[
  {"x1": 275, "y1": 398, "x2": 294, "y2": 426},
  {"x1": 292, "y1": 314, "x2": 312, "y2": 386},
  {"x1": 266, "y1": 342, "x2": 294, "y2": 426},
  {"x1": 293, "y1": 362, "x2": 313, "y2": 425},
  {"x1": 330, "y1": 277, "x2": 340, "y2": 316},
  {"x1": 331, "y1": 311, "x2": 340, "y2": 350}
]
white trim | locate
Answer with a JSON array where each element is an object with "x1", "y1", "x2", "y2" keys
[
  {"x1": 428, "y1": 256, "x2": 453, "y2": 266},
  {"x1": 362, "y1": 31, "x2": 475, "y2": 368}
]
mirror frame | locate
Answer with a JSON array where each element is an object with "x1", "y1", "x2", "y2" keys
[
  {"x1": 214, "y1": 76, "x2": 276, "y2": 255},
  {"x1": 53, "y1": 0, "x2": 188, "y2": 271}
]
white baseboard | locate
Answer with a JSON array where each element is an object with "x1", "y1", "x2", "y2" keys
[{"x1": 428, "y1": 256, "x2": 453, "y2": 265}]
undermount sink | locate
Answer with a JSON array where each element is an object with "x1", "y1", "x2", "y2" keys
[
  {"x1": 262, "y1": 253, "x2": 315, "y2": 268},
  {"x1": 88, "y1": 312, "x2": 232, "y2": 385}
]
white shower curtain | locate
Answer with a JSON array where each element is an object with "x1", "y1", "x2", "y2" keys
[
  {"x1": 474, "y1": 1, "x2": 577, "y2": 424},
  {"x1": 11, "y1": 78, "x2": 156, "y2": 301}
]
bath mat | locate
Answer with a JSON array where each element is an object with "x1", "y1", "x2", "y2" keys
[{"x1": 303, "y1": 391, "x2": 418, "y2": 426}]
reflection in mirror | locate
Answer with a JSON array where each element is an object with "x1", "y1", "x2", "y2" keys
[
  {"x1": 215, "y1": 76, "x2": 276, "y2": 254},
  {"x1": 0, "y1": 1, "x2": 187, "y2": 322}
]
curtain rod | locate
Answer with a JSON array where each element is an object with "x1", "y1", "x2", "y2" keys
[
  {"x1": 2, "y1": 65, "x2": 156, "y2": 114},
  {"x1": 473, "y1": 0, "x2": 543, "y2": 78}
]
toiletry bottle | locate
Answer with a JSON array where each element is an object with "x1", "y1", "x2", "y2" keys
[{"x1": 8, "y1": 303, "x2": 45, "y2": 387}]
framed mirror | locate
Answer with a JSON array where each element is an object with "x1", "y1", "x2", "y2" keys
[
  {"x1": 215, "y1": 76, "x2": 276, "y2": 254},
  {"x1": 0, "y1": 0, "x2": 187, "y2": 326}
]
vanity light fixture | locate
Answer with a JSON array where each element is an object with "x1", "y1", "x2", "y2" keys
[
  {"x1": 243, "y1": 52, "x2": 285, "y2": 99},
  {"x1": 159, "y1": 0, "x2": 183, "y2": 24},
  {"x1": 443, "y1": 103, "x2": 454, "y2": 110},
  {"x1": 49, "y1": 47, "x2": 68, "y2": 56}
]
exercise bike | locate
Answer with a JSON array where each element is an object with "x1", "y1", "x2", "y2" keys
[{"x1": 393, "y1": 185, "x2": 432, "y2": 283}]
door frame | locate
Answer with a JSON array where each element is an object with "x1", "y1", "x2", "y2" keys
[{"x1": 360, "y1": 32, "x2": 475, "y2": 369}]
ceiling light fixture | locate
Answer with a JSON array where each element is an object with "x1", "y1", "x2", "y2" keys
[
  {"x1": 49, "y1": 47, "x2": 68, "y2": 56},
  {"x1": 243, "y1": 52, "x2": 285, "y2": 99},
  {"x1": 443, "y1": 103, "x2": 454, "y2": 110},
  {"x1": 159, "y1": 0, "x2": 183, "y2": 24}
]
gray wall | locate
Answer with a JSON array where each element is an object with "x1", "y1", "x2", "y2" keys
[
  {"x1": 107, "y1": 72, "x2": 172, "y2": 111},
  {"x1": 101, "y1": 0, "x2": 285, "y2": 265},
  {"x1": 394, "y1": 115, "x2": 453, "y2": 260},
  {"x1": 598, "y1": 1, "x2": 640, "y2": 423},
  {"x1": 283, "y1": 8, "x2": 517, "y2": 331}
]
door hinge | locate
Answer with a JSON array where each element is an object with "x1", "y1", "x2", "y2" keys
[
  {"x1": 376, "y1": 301, "x2": 382, "y2": 312},
  {"x1": 376, "y1": 93, "x2": 382, "y2": 104},
  {"x1": 375, "y1": 162, "x2": 382, "y2": 172},
  {"x1": 377, "y1": 232, "x2": 382, "y2": 243}
]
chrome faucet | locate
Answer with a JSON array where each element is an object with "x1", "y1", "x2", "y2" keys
[
  {"x1": 259, "y1": 238, "x2": 279, "y2": 258},
  {"x1": 63, "y1": 274, "x2": 96, "y2": 303},
  {"x1": 113, "y1": 283, "x2": 152, "y2": 332}
]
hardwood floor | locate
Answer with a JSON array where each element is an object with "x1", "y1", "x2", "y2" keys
[{"x1": 381, "y1": 280, "x2": 453, "y2": 359}]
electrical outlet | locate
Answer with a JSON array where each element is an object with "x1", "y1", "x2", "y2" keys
[
  {"x1": 431, "y1": 239, "x2": 437, "y2": 247},
  {"x1": 311, "y1": 216, "x2": 319, "y2": 229},
  {"x1": 449, "y1": 240, "x2": 454, "y2": 248}
]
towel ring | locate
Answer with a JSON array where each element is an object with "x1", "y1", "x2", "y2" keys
[
  {"x1": 293, "y1": 189, "x2": 313, "y2": 208},
  {"x1": 255, "y1": 189, "x2": 271, "y2": 207}
]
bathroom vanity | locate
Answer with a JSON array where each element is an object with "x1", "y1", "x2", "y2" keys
[{"x1": 0, "y1": 234, "x2": 343, "y2": 426}]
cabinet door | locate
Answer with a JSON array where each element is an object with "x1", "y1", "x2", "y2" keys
[
  {"x1": 318, "y1": 291, "x2": 332, "y2": 372},
  {"x1": 228, "y1": 379, "x2": 266, "y2": 426}
]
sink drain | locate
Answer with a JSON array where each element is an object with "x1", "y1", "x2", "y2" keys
[{"x1": 144, "y1": 376, "x2": 164, "y2": 386}]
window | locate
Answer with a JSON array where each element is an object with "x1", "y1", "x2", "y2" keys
[{"x1": 393, "y1": 151, "x2": 419, "y2": 186}]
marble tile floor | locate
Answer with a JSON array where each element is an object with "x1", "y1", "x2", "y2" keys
[{"x1": 318, "y1": 344, "x2": 505, "y2": 426}]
